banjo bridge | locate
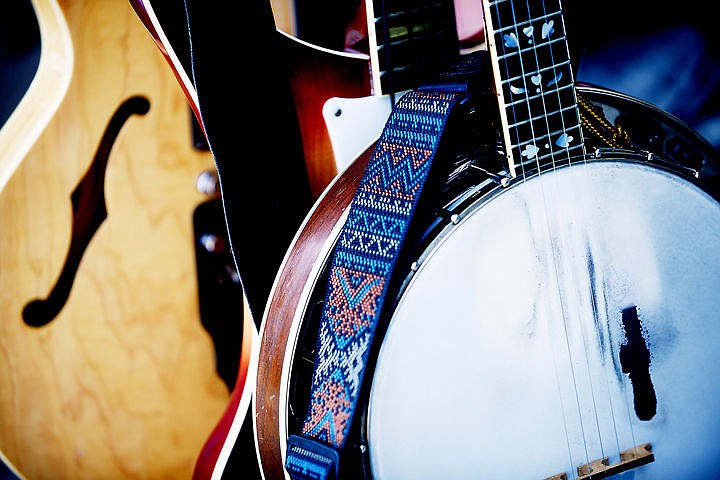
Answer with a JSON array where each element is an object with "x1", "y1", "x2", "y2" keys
[{"x1": 544, "y1": 443, "x2": 654, "y2": 480}]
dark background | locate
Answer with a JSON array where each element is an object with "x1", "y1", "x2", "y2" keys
[
  {"x1": 2, "y1": 1, "x2": 718, "y2": 147},
  {"x1": 0, "y1": 0, "x2": 40, "y2": 131},
  {"x1": 1, "y1": 1, "x2": 718, "y2": 478},
  {"x1": 567, "y1": 2, "x2": 720, "y2": 150}
]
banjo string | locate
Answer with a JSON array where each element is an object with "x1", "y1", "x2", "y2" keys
[
  {"x1": 529, "y1": 0, "x2": 626, "y2": 467},
  {"x1": 503, "y1": 0, "x2": 589, "y2": 471},
  {"x1": 507, "y1": 0, "x2": 632, "y2": 472}
]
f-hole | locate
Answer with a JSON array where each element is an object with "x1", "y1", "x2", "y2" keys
[{"x1": 22, "y1": 96, "x2": 151, "y2": 327}]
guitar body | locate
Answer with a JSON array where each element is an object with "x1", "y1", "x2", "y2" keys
[
  {"x1": 282, "y1": 31, "x2": 371, "y2": 199},
  {"x1": 125, "y1": 2, "x2": 364, "y2": 477},
  {"x1": 254, "y1": 80, "x2": 720, "y2": 478},
  {"x1": 0, "y1": 1, "x2": 229, "y2": 478},
  {"x1": 181, "y1": 34, "x2": 371, "y2": 480}
]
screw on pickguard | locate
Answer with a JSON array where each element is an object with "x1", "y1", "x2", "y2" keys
[{"x1": 22, "y1": 96, "x2": 150, "y2": 327}]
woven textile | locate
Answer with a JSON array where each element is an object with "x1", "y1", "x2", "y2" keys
[{"x1": 300, "y1": 89, "x2": 463, "y2": 450}]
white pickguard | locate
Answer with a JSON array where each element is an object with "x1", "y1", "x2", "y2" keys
[{"x1": 322, "y1": 93, "x2": 407, "y2": 173}]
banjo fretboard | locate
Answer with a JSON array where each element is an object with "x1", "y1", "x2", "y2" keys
[{"x1": 484, "y1": 0, "x2": 585, "y2": 175}]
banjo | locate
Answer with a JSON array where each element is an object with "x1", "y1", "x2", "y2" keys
[{"x1": 254, "y1": 0, "x2": 720, "y2": 478}]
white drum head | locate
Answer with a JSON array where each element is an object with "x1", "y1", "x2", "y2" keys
[{"x1": 367, "y1": 161, "x2": 720, "y2": 479}]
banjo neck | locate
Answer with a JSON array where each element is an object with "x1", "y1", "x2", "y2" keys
[{"x1": 482, "y1": 0, "x2": 586, "y2": 176}]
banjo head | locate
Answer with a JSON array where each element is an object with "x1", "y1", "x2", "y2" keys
[
  {"x1": 368, "y1": 157, "x2": 720, "y2": 479},
  {"x1": 256, "y1": 86, "x2": 720, "y2": 479}
]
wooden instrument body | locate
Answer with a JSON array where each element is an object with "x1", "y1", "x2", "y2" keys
[
  {"x1": 253, "y1": 85, "x2": 720, "y2": 479},
  {"x1": 0, "y1": 1, "x2": 229, "y2": 478}
]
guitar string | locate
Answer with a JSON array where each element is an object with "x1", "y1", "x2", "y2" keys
[{"x1": 505, "y1": 0, "x2": 611, "y2": 474}]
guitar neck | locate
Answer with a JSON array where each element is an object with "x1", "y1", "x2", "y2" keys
[
  {"x1": 366, "y1": 0, "x2": 459, "y2": 96},
  {"x1": 483, "y1": 0, "x2": 585, "y2": 176}
]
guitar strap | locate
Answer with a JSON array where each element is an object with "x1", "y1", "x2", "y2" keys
[{"x1": 285, "y1": 52, "x2": 486, "y2": 480}]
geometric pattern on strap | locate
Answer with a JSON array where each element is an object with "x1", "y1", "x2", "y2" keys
[{"x1": 299, "y1": 89, "x2": 464, "y2": 452}]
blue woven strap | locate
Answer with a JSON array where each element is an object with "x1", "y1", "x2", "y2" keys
[{"x1": 285, "y1": 85, "x2": 469, "y2": 480}]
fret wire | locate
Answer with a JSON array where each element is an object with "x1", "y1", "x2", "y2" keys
[
  {"x1": 488, "y1": 0, "x2": 523, "y2": 176},
  {"x1": 487, "y1": 0, "x2": 585, "y2": 175},
  {"x1": 371, "y1": 0, "x2": 460, "y2": 95},
  {"x1": 527, "y1": 148, "x2": 584, "y2": 167},
  {"x1": 512, "y1": 144, "x2": 584, "y2": 164},
  {"x1": 505, "y1": 83, "x2": 574, "y2": 108},
  {"x1": 533, "y1": 143, "x2": 584, "y2": 161},
  {"x1": 507, "y1": 104, "x2": 579, "y2": 129},
  {"x1": 491, "y1": 0, "x2": 561, "y2": 6},
  {"x1": 500, "y1": 61, "x2": 572, "y2": 85},
  {"x1": 493, "y1": 10, "x2": 562, "y2": 33},
  {"x1": 490, "y1": 0, "x2": 563, "y2": 12},
  {"x1": 509, "y1": 124, "x2": 582, "y2": 148},
  {"x1": 529, "y1": 0, "x2": 582, "y2": 166},
  {"x1": 513, "y1": 0, "x2": 534, "y2": 174},
  {"x1": 488, "y1": 0, "x2": 572, "y2": 174},
  {"x1": 505, "y1": 93, "x2": 577, "y2": 130},
  {"x1": 510, "y1": 137, "x2": 584, "y2": 153},
  {"x1": 381, "y1": 65, "x2": 411, "y2": 73},
  {"x1": 514, "y1": 146, "x2": 583, "y2": 160},
  {"x1": 497, "y1": 37, "x2": 568, "y2": 61}
]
